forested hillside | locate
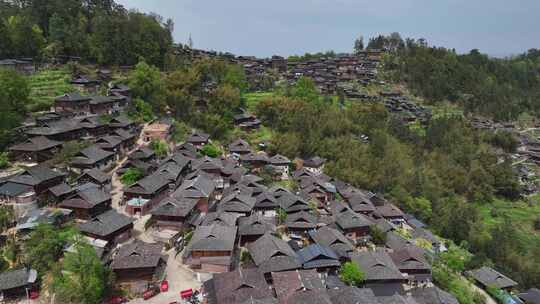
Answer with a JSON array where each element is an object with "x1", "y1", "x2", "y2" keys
[
  {"x1": 373, "y1": 34, "x2": 540, "y2": 121},
  {"x1": 0, "y1": 0, "x2": 173, "y2": 66}
]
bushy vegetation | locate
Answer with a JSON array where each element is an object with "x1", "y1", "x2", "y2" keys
[
  {"x1": 0, "y1": 0, "x2": 173, "y2": 66},
  {"x1": 0, "y1": 68, "x2": 30, "y2": 150},
  {"x1": 120, "y1": 168, "x2": 144, "y2": 186},
  {"x1": 381, "y1": 34, "x2": 540, "y2": 121},
  {"x1": 339, "y1": 261, "x2": 365, "y2": 286},
  {"x1": 28, "y1": 68, "x2": 74, "y2": 112}
]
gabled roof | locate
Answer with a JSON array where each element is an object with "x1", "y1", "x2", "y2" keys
[
  {"x1": 385, "y1": 232, "x2": 413, "y2": 252},
  {"x1": 247, "y1": 233, "x2": 300, "y2": 273},
  {"x1": 228, "y1": 139, "x2": 252, "y2": 153},
  {"x1": 48, "y1": 183, "x2": 74, "y2": 197},
  {"x1": 125, "y1": 172, "x2": 171, "y2": 195},
  {"x1": 335, "y1": 209, "x2": 374, "y2": 230},
  {"x1": 71, "y1": 145, "x2": 114, "y2": 165},
  {"x1": 254, "y1": 191, "x2": 279, "y2": 209},
  {"x1": 268, "y1": 185, "x2": 292, "y2": 198},
  {"x1": 78, "y1": 210, "x2": 134, "y2": 237},
  {"x1": 285, "y1": 211, "x2": 318, "y2": 229},
  {"x1": 349, "y1": 249, "x2": 405, "y2": 282},
  {"x1": 111, "y1": 240, "x2": 163, "y2": 270},
  {"x1": 390, "y1": 245, "x2": 431, "y2": 272},
  {"x1": 173, "y1": 174, "x2": 215, "y2": 199},
  {"x1": 410, "y1": 286, "x2": 458, "y2": 304},
  {"x1": 0, "y1": 182, "x2": 34, "y2": 197},
  {"x1": 297, "y1": 244, "x2": 340, "y2": 269},
  {"x1": 218, "y1": 192, "x2": 256, "y2": 213},
  {"x1": 55, "y1": 92, "x2": 91, "y2": 102},
  {"x1": 9, "y1": 136, "x2": 63, "y2": 152},
  {"x1": 150, "y1": 197, "x2": 198, "y2": 218},
  {"x1": 309, "y1": 226, "x2": 354, "y2": 257},
  {"x1": 518, "y1": 288, "x2": 540, "y2": 304},
  {"x1": 77, "y1": 168, "x2": 110, "y2": 184},
  {"x1": 303, "y1": 156, "x2": 325, "y2": 168},
  {"x1": 60, "y1": 186, "x2": 110, "y2": 209},
  {"x1": 466, "y1": 266, "x2": 518, "y2": 289},
  {"x1": 207, "y1": 268, "x2": 272, "y2": 304},
  {"x1": 272, "y1": 269, "x2": 325, "y2": 304},
  {"x1": 327, "y1": 287, "x2": 380, "y2": 304},
  {"x1": 268, "y1": 154, "x2": 291, "y2": 165},
  {"x1": 238, "y1": 214, "x2": 276, "y2": 236},
  {"x1": 0, "y1": 268, "x2": 37, "y2": 291},
  {"x1": 375, "y1": 203, "x2": 405, "y2": 219},
  {"x1": 191, "y1": 156, "x2": 223, "y2": 172},
  {"x1": 200, "y1": 211, "x2": 240, "y2": 227},
  {"x1": 348, "y1": 194, "x2": 376, "y2": 213},
  {"x1": 187, "y1": 131, "x2": 210, "y2": 144},
  {"x1": 185, "y1": 224, "x2": 237, "y2": 252},
  {"x1": 8, "y1": 165, "x2": 64, "y2": 186},
  {"x1": 292, "y1": 167, "x2": 316, "y2": 180},
  {"x1": 279, "y1": 193, "x2": 311, "y2": 213},
  {"x1": 378, "y1": 294, "x2": 419, "y2": 304}
]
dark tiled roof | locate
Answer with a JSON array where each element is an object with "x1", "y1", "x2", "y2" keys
[
  {"x1": 285, "y1": 211, "x2": 318, "y2": 229},
  {"x1": 410, "y1": 286, "x2": 458, "y2": 304},
  {"x1": 71, "y1": 146, "x2": 114, "y2": 165},
  {"x1": 466, "y1": 266, "x2": 518, "y2": 289},
  {"x1": 335, "y1": 209, "x2": 374, "y2": 230},
  {"x1": 390, "y1": 245, "x2": 431, "y2": 272},
  {"x1": 303, "y1": 156, "x2": 325, "y2": 168},
  {"x1": 200, "y1": 211, "x2": 240, "y2": 227},
  {"x1": 279, "y1": 193, "x2": 311, "y2": 213},
  {"x1": 268, "y1": 154, "x2": 291, "y2": 165},
  {"x1": 0, "y1": 268, "x2": 37, "y2": 291},
  {"x1": 0, "y1": 182, "x2": 33, "y2": 196},
  {"x1": 247, "y1": 233, "x2": 300, "y2": 273},
  {"x1": 327, "y1": 287, "x2": 380, "y2": 304},
  {"x1": 111, "y1": 240, "x2": 163, "y2": 270},
  {"x1": 378, "y1": 294, "x2": 419, "y2": 304},
  {"x1": 9, "y1": 136, "x2": 63, "y2": 152},
  {"x1": 173, "y1": 175, "x2": 215, "y2": 199},
  {"x1": 77, "y1": 168, "x2": 110, "y2": 184},
  {"x1": 375, "y1": 204, "x2": 405, "y2": 218},
  {"x1": 349, "y1": 249, "x2": 405, "y2": 282},
  {"x1": 125, "y1": 172, "x2": 170, "y2": 195},
  {"x1": 187, "y1": 131, "x2": 210, "y2": 144},
  {"x1": 55, "y1": 92, "x2": 91, "y2": 102},
  {"x1": 150, "y1": 197, "x2": 198, "y2": 218},
  {"x1": 518, "y1": 288, "x2": 540, "y2": 304},
  {"x1": 348, "y1": 194, "x2": 376, "y2": 213},
  {"x1": 185, "y1": 224, "x2": 237, "y2": 252},
  {"x1": 254, "y1": 191, "x2": 279, "y2": 209},
  {"x1": 60, "y1": 186, "x2": 110, "y2": 209},
  {"x1": 78, "y1": 210, "x2": 134, "y2": 237},
  {"x1": 218, "y1": 192, "x2": 256, "y2": 213},
  {"x1": 208, "y1": 268, "x2": 272, "y2": 304},
  {"x1": 48, "y1": 183, "x2": 74, "y2": 197},
  {"x1": 309, "y1": 226, "x2": 353, "y2": 257},
  {"x1": 8, "y1": 165, "x2": 64, "y2": 186},
  {"x1": 385, "y1": 232, "x2": 413, "y2": 252},
  {"x1": 238, "y1": 214, "x2": 276, "y2": 236},
  {"x1": 272, "y1": 269, "x2": 325, "y2": 304},
  {"x1": 228, "y1": 139, "x2": 252, "y2": 153},
  {"x1": 297, "y1": 244, "x2": 340, "y2": 269}
]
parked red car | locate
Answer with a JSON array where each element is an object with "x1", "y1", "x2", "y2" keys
[
  {"x1": 160, "y1": 280, "x2": 169, "y2": 292},
  {"x1": 29, "y1": 291, "x2": 39, "y2": 300},
  {"x1": 180, "y1": 288, "x2": 193, "y2": 299}
]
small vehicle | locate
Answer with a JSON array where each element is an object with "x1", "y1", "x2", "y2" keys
[
  {"x1": 29, "y1": 291, "x2": 40, "y2": 300},
  {"x1": 143, "y1": 286, "x2": 160, "y2": 300},
  {"x1": 160, "y1": 280, "x2": 169, "y2": 292},
  {"x1": 107, "y1": 295, "x2": 127, "y2": 304},
  {"x1": 180, "y1": 288, "x2": 193, "y2": 299}
]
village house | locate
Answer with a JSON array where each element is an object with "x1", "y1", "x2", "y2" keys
[
  {"x1": 217, "y1": 191, "x2": 255, "y2": 216},
  {"x1": 202, "y1": 268, "x2": 274, "y2": 304},
  {"x1": 0, "y1": 268, "x2": 38, "y2": 300},
  {"x1": 142, "y1": 121, "x2": 172, "y2": 144},
  {"x1": 375, "y1": 203, "x2": 406, "y2": 225},
  {"x1": 129, "y1": 146, "x2": 156, "y2": 162},
  {"x1": 25, "y1": 119, "x2": 86, "y2": 142},
  {"x1": 75, "y1": 168, "x2": 111, "y2": 191},
  {"x1": 15, "y1": 207, "x2": 73, "y2": 234},
  {"x1": 228, "y1": 139, "x2": 252, "y2": 157},
  {"x1": 59, "y1": 185, "x2": 111, "y2": 219},
  {"x1": 327, "y1": 287, "x2": 381, "y2": 304},
  {"x1": 150, "y1": 196, "x2": 199, "y2": 231},
  {"x1": 517, "y1": 288, "x2": 540, "y2": 304},
  {"x1": 247, "y1": 233, "x2": 301, "y2": 275},
  {"x1": 333, "y1": 208, "x2": 374, "y2": 243},
  {"x1": 303, "y1": 156, "x2": 326, "y2": 175},
  {"x1": 390, "y1": 245, "x2": 432, "y2": 284},
  {"x1": 347, "y1": 194, "x2": 376, "y2": 215},
  {"x1": 110, "y1": 240, "x2": 166, "y2": 283},
  {"x1": 123, "y1": 172, "x2": 172, "y2": 201},
  {"x1": 78, "y1": 209, "x2": 134, "y2": 243},
  {"x1": 271, "y1": 269, "x2": 326, "y2": 304},
  {"x1": 54, "y1": 92, "x2": 92, "y2": 114},
  {"x1": 309, "y1": 226, "x2": 354, "y2": 259},
  {"x1": 8, "y1": 136, "x2": 63, "y2": 163},
  {"x1": 183, "y1": 224, "x2": 237, "y2": 273},
  {"x1": 111, "y1": 129, "x2": 137, "y2": 150},
  {"x1": 279, "y1": 193, "x2": 311, "y2": 213},
  {"x1": 186, "y1": 131, "x2": 210, "y2": 149},
  {"x1": 70, "y1": 145, "x2": 115, "y2": 173},
  {"x1": 43, "y1": 183, "x2": 74, "y2": 205},
  {"x1": 171, "y1": 174, "x2": 216, "y2": 213},
  {"x1": 285, "y1": 210, "x2": 318, "y2": 236},
  {"x1": 88, "y1": 95, "x2": 116, "y2": 115},
  {"x1": 267, "y1": 154, "x2": 291, "y2": 180},
  {"x1": 95, "y1": 135, "x2": 125, "y2": 159},
  {"x1": 77, "y1": 116, "x2": 109, "y2": 137},
  {"x1": 466, "y1": 266, "x2": 518, "y2": 292},
  {"x1": 239, "y1": 152, "x2": 269, "y2": 170},
  {"x1": 409, "y1": 286, "x2": 459, "y2": 304},
  {"x1": 349, "y1": 249, "x2": 407, "y2": 296},
  {"x1": 199, "y1": 211, "x2": 240, "y2": 227},
  {"x1": 253, "y1": 191, "x2": 280, "y2": 218},
  {"x1": 237, "y1": 214, "x2": 276, "y2": 245},
  {"x1": 109, "y1": 115, "x2": 136, "y2": 132},
  {"x1": 296, "y1": 243, "x2": 341, "y2": 271}
]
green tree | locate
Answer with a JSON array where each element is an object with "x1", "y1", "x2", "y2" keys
[
  {"x1": 129, "y1": 98, "x2": 155, "y2": 123},
  {"x1": 200, "y1": 143, "x2": 221, "y2": 158},
  {"x1": 0, "y1": 152, "x2": 9, "y2": 169},
  {"x1": 0, "y1": 205, "x2": 14, "y2": 233},
  {"x1": 171, "y1": 121, "x2": 191, "y2": 143},
  {"x1": 339, "y1": 261, "x2": 365, "y2": 286},
  {"x1": 120, "y1": 168, "x2": 144, "y2": 186},
  {"x1": 150, "y1": 139, "x2": 169, "y2": 158},
  {"x1": 0, "y1": 68, "x2": 30, "y2": 150},
  {"x1": 24, "y1": 224, "x2": 77, "y2": 276},
  {"x1": 370, "y1": 226, "x2": 387, "y2": 245},
  {"x1": 288, "y1": 76, "x2": 319, "y2": 102},
  {"x1": 128, "y1": 61, "x2": 166, "y2": 113},
  {"x1": 53, "y1": 243, "x2": 114, "y2": 304}
]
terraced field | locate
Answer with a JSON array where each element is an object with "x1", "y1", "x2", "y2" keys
[{"x1": 28, "y1": 68, "x2": 75, "y2": 112}]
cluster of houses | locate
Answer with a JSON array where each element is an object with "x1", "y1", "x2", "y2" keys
[
  {"x1": 173, "y1": 44, "x2": 383, "y2": 98},
  {"x1": 380, "y1": 92, "x2": 432, "y2": 125}
]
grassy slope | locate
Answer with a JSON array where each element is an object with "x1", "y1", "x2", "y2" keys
[{"x1": 28, "y1": 68, "x2": 74, "y2": 112}]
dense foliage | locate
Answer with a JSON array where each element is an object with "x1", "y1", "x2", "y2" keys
[
  {"x1": 381, "y1": 35, "x2": 540, "y2": 120},
  {"x1": 0, "y1": 68, "x2": 30, "y2": 150},
  {"x1": 120, "y1": 168, "x2": 144, "y2": 186},
  {"x1": 339, "y1": 261, "x2": 365, "y2": 286},
  {"x1": 255, "y1": 79, "x2": 539, "y2": 288},
  {"x1": 0, "y1": 0, "x2": 173, "y2": 66}
]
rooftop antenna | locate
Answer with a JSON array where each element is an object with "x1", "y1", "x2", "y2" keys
[{"x1": 188, "y1": 33, "x2": 193, "y2": 49}]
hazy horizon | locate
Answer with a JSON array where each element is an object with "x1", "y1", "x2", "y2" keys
[{"x1": 116, "y1": 0, "x2": 540, "y2": 58}]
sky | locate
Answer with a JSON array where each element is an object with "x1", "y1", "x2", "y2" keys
[{"x1": 116, "y1": 0, "x2": 540, "y2": 58}]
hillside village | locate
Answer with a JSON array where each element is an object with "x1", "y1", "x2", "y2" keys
[{"x1": 0, "y1": 44, "x2": 538, "y2": 304}]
